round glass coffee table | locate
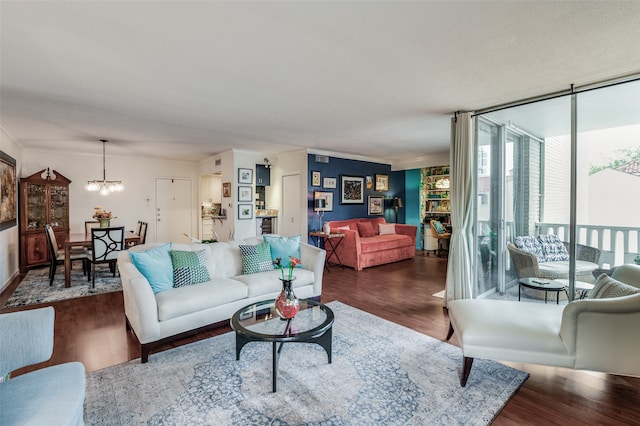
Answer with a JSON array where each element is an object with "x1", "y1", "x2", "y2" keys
[
  {"x1": 230, "y1": 298, "x2": 334, "y2": 392},
  {"x1": 518, "y1": 277, "x2": 569, "y2": 304}
]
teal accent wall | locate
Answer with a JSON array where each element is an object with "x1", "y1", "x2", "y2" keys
[{"x1": 405, "y1": 168, "x2": 422, "y2": 248}]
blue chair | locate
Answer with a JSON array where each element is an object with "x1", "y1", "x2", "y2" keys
[{"x1": 0, "y1": 307, "x2": 86, "y2": 425}]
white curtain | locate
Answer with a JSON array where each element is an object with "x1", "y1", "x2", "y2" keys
[{"x1": 444, "y1": 112, "x2": 474, "y2": 306}]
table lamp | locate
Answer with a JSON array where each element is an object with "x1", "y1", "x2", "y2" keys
[
  {"x1": 314, "y1": 198, "x2": 326, "y2": 231},
  {"x1": 391, "y1": 197, "x2": 403, "y2": 223}
]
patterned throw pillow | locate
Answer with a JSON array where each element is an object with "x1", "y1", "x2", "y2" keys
[
  {"x1": 514, "y1": 236, "x2": 544, "y2": 262},
  {"x1": 170, "y1": 249, "x2": 210, "y2": 288},
  {"x1": 537, "y1": 235, "x2": 570, "y2": 262},
  {"x1": 590, "y1": 274, "x2": 640, "y2": 299},
  {"x1": 239, "y1": 242, "x2": 274, "y2": 275}
]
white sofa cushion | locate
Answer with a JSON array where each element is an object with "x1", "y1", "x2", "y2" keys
[
  {"x1": 538, "y1": 260, "x2": 598, "y2": 276},
  {"x1": 156, "y1": 278, "x2": 248, "y2": 321},
  {"x1": 233, "y1": 268, "x2": 315, "y2": 297}
]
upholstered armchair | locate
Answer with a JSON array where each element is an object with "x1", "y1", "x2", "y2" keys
[
  {"x1": 0, "y1": 307, "x2": 86, "y2": 425},
  {"x1": 507, "y1": 239, "x2": 601, "y2": 283}
]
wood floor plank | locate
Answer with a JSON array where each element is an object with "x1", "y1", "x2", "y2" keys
[{"x1": 2, "y1": 252, "x2": 638, "y2": 424}]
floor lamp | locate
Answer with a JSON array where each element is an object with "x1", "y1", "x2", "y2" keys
[
  {"x1": 314, "y1": 198, "x2": 326, "y2": 231},
  {"x1": 391, "y1": 197, "x2": 403, "y2": 223}
]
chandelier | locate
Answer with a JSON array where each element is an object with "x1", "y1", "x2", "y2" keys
[{"x1": 85, "y1": 139, "x2": 124, "y2": 196}]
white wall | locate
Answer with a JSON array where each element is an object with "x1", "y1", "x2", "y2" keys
[
  {"x1": 271, "y1": 150, "x2": 309, "y2": 238},
  {"x1": 21, "y1": 149, "x2": 200, "y2": 244},
  {"x1": 0, "y1": 127, "x2": 22, "y2": 292}
]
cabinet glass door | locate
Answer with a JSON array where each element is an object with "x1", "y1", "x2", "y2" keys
[
  {"x1": 49, "y1": 185, "x2": 69, "y2": 227},
  {"x1": 26, "y1": 183, "x2": 47, "y2": 229}
]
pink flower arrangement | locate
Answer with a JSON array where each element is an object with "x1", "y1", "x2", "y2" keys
[{"x1": 273, "y1": 256, "x2": 301, "y2": 280}]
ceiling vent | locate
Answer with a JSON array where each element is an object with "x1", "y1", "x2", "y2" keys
[{"x1": 315, "y1": 155, "x2": 329, "y2": 163}]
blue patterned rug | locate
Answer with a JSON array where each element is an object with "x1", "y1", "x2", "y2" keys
[
  {"x1": 2, "y1": 265, "x2": 122, "y2": 309},
  {"x1": 85, "y1": 301, "x2": 527, "y2": 425}
]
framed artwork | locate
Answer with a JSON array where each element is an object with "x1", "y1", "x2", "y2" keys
[
  {"x1": 375, "y1": 174, "x2": 389, "y2": 191},
  {"x1": 368, "y1": 196, "x2": 384, "y2": 215},
  {"x1": 222, "y1": 182, "x2": 231, "y2": 198},
  {"x1": 314, "y1": 191, "x2": 334, "y2": 212},
  {"x1": 323, "y1": 177, "x2": 337, "y2": 189},
  {"x1": 366, "y1": 175, "x2": 373, "y2": 189},
  {"x1": 0, "y1": 150, "x2": 17, "y2": 231},
  {"x1": 238, "y1": 204, "x2": 253, "y2": 220},
  {"x1": 311, "y1": 171, "x2": 321, "y2": 186},
  {"x1": 238, "y1": 168, "x2": 253, "y2": 184},
  {"x1": 238, "y1": 185, "x2": 252, "y2": 202},
  {"x1": 340, "y1": 175, "x2": 364, "y2": 204}
]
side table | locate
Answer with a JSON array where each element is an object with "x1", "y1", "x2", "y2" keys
[{"x1": 309, "y1": 231, "x2": 345, "y2": 272}]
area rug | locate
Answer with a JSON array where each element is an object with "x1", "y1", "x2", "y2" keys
[
  {"x1": 2, "y1": 265, "x2": 122, "y2": 309},
  {"x1": 85, "y1": 301, "x2": 527, "y2": 425}
]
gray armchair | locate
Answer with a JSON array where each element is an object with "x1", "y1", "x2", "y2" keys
[
  {"x1": 0, "y1": 307, "x2": 85, "y2": 425},
  {"x1": 507, "y1": 241, "x2": 600, "y2": 283}
]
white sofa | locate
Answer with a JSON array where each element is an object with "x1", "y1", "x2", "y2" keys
[
  {"x1": 117, "y1": 236, "x2": 326, "y2": 363},
  {"x1": 446, "y1": 264, "x2": 640, "y2": 386}
]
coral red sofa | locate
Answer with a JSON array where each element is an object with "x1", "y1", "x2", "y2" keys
[{"x1": 326, "y1": 218, "x2": 417, "y2": 270}]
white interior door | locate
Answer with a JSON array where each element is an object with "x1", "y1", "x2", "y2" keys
[
  {"x1": 155, "y1": 177, "x2": 193, "y2": 243},
  {"x1": 281, "y1": 173, "x2": 304, "y2": 236}
]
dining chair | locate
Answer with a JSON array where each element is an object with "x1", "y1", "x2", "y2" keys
[
  {"x1": 85, "y1": 221, "x2": 101, "y2": 237},
  {"x1": 90, "y1": 226, "x2": 125, "y2": 288},
  {"x1": 44, "y1": 224, "x2": 89, "y2": 286},
  {"x1": 430, "y1": 220, "x2": 451, "y2": 257},
  {"x1": 138, "y1": 221, "x2": 148, "y2": 244}
]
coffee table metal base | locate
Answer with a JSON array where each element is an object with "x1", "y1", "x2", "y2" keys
[{"x1": 235, "y1": 322, "x2": 332, "y2": 392}]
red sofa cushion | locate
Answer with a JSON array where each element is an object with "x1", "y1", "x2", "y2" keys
[
  {"x1": 360, "y1": 234, "x2": 413, "y2": 253},
  {"x1": 356, "y1": 221, "x2": 376, "y2": 237}
]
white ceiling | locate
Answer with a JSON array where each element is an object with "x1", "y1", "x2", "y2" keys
[{"x1": 2, "y1": 1, "x2": 640, "y2": 167}]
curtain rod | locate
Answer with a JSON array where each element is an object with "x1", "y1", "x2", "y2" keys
[{"x1": 470, "y1": 71, "x2": 640, "y2": 117}]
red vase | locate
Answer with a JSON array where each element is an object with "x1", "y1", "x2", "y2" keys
[{"x1": 275, "y1": 278, "x2": 299, "y2": 320}]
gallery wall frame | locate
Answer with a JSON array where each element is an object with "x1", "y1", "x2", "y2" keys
[
  {"x1": 323, "y1": 177, "x2": 336, "y2": 189},
  {"x1": 340, "y1": 175, "x2": 364, "y2": 204},
  {"x1": 238, "y1": 168, "x2": 253, "y2": 184},
  {"x1": 366, "y1": 175, "x2": 373, "y2": 189},
  {"x1": 238, "y1": 185, "x2": 252, "y2": 202},
  {"x1": 0, "y1": 150, "x2": 17, "y2": 230},
  {"x1": 311, "y1": 171, "x2": 321, "y2": 186},
  {"x1": 314, "y1": 191, "x2": 334, "y2": 211},
  {"x1": 375, "y1": 174, "x2": 389, "y2": 191},
  {"x1": 368, "y1": 196, "x2": 384, "y2": 215},
  {"x1": 238, "y1": 204, "x2": 253, "y2": 220}
]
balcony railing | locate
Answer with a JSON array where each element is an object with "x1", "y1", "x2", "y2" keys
[{"x1": 536, "y1": 222, "x2": 640, "y2": 267}]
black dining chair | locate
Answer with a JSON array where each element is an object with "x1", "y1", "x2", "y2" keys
[
  {"x1": 44, "y1": 224, "x2": 89, "y2": 286},
  {"x1": 138, "y1": 221, "x2": 148, "y2": 244},
  {"x1": 89, "y1": 226, "x2": 125, "y2": 288}
]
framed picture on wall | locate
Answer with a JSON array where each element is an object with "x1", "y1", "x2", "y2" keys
[
  {"x1": 368, "y1": 196, "x2": 384, "y2": 215},
  {"x1": 366, "y1": 175, "x2": 373, "y2": 189},
  {"x1": 340, "y1": 175, "x2": 364, "y2": 204},
  {"x1": 375, "y1": 174, "x2": 389, "y2": 191},
  {"x1": 0, "y1": 150, "x2": 17, "y2": 230},
  {"x1": 323, "y1": 177, "x2": 337, "y2": 189},
  {"x1": 222, "y1": 182, "x2": 231, "y2": 198},
  {"x1": 312, "y1": 171, "x2": 321, "y2": 186},
  {"x1": 238, "y1": 204, "x2": 253, "y2": 220},
  {"x1": 314, "y1": 191, "x2": 334, "y2": 211},
  {"x1": 238, "y1": 168, "x2": 253, "y2": 184},
  {"x1": 238, "y1": 185, "x2": 252, "y2": 202}
]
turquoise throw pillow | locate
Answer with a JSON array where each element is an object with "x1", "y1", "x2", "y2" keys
[
  {"x1": 170, "y1": 249, "x2": 210, "y2": 287},
  {"x1": 239, "y1": 242, "x2": 274, "y2": 275},
  {"x1": 263, "y1": 234, "x2": 301, "y2": 268},
  {"x1": 129, "y1": 243, "x2": 173, "y2": 293}
]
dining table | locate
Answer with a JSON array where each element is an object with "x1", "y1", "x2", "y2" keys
[{"x1": 64, "y1": 232, "x2": 141, "y2": 287}]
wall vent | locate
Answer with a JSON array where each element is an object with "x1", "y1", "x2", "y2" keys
[
  {"x1": 215, "y1": 158, "x2": 222, "y2": 166},
  {"x1": 315, "y1": 155, "x2": 329, "y2": 163}
]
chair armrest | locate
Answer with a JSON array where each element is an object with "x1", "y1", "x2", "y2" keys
[
  {"x1": 0, "y1": 307, "x2": 54, "y2": 375},
  {"x1": 565, "y1": 242, "x2": 601, "y2": 264},
  {"x1": 507, "y1": 243, "x2": 541, "y2": 278},
  {"x1": 300, "y1": 242, "x2": 326, "y2": 297},
  {"x1": 395, "y1": 224, "x2": 417, "y2": 247},
  {"x1": 560, "y1": 293, "x2": 640, "y2": 375},
  {"x1": 329, "y1": 229, "x2": 361, "y2": 269}
]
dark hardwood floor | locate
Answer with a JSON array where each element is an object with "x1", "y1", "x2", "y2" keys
[{"x1": 2, "y1": 253, "x2": 638, "y2": 424}]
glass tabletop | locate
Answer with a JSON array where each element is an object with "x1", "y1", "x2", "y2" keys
[{"x1": 231, "y1": 299, "x2": 334, "y2": 341}]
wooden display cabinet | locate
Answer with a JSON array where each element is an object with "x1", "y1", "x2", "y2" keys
[{"x1": 19, "y1": 169, "x2": 71, "y2": 271}]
